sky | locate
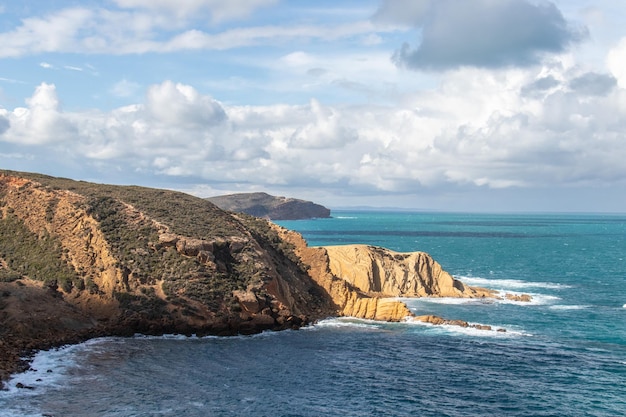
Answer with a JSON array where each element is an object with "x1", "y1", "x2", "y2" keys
[{"x1": 1, "y1": 0, "x2": 626, "y2": 213}]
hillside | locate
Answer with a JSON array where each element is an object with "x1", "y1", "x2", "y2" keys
[
  {"x1": 0, "y1": 170, "x2": 338, "y2": 384},
  {"x1": 0, "y1": 170, "x2": 523, "y2": 387},
  {"x1": 207, "y1": 192, "x2": 331, "y2": 220}
]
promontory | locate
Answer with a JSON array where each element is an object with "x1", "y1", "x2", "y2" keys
[
  {"x1": 207, "y1": 192, "x2": 331, "y2": 220},
  {"x1": 0, "y1": 170, "x2": 526, "y2": 388}
]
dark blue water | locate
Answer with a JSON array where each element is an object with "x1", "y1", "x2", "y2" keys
[{"x1": 2, "y1": 211, "x2": 626, "y2": 416}]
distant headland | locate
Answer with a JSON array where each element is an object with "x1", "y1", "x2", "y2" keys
[{"x1": 207, "y1": 192, "x2": 331, "y2": 220}]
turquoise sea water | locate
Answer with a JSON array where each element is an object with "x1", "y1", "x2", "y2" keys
[{"x1": 2, "y1": 211, "x2": 625, "y2": 416}]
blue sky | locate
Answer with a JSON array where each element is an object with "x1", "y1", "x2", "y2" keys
[{"x1": 1, "y1": 0, "x2": 626, "y2": 212}]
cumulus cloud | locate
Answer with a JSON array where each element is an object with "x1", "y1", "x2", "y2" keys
[
  {"x1": 379, "y1": 0, "x2": 587, "y2": 70},
  {"x1": 144, "y1": 81, "x2": 226, "y2": 126},
  {"x1": 289, "y1": 100, "x2": 358, "y2": 149},
  {"x1": 607, "y1": 37, "x2": 626, "y2": 88},
  {"x1": 1, "y1": 83, "x2": 77, "y2": 145},
  {"x1": 2, "y1": 69, "x2": 626, "y2": 199}
]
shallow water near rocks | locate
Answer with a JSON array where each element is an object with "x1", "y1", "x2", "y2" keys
[{"x1": 2, "y1": 212, "x2": 626, "y2": 416}]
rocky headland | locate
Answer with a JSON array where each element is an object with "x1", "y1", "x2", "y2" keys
[
  {"x1": 0, "y1": 171, "x2": 529, "y2": 388},
  {"x1": 207, "y1": 192, "x2": 331, "y2": 220}
]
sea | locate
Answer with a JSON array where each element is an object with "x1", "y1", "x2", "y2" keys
[{"x1": 1, "y1": 211, "x2": 625, "y2": 417}]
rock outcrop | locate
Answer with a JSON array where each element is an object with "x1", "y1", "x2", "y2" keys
[
  {"x1": 208, "y1": 192, "x2": 331, "y2": 220},
  {"x1": 323, "y1": 245, "x2": 496, "y2": 298},
  {"x1": 273, "y1": 226, "x2": 527, "y2": 327},
  {"x1": 272, "y1": 226, "x2": 507, "y2": 324}
]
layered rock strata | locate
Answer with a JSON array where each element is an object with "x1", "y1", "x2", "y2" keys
[{"x1": 274, "y1": 227, "x2": 528, "y2": 330}]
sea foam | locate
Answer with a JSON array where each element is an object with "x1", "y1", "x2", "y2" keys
[
  {"x1": 0, "y1": 341, "x2": 87, "y2": 397},
  {"x1": 404, "y1": 292, "x2": 560, "y2": 307},
  {"x1": 549, "y1": 304, "x2": 590, "y2": 311},
  {"x1": 308, "y1": 317, "x2": 382, "y2": 331},
  {"x1": 458, "y1": 276, "x2": 570, "y2": 290},
  {"x1": 404, "y1": 318, "x2": 531, "y2": 338}
]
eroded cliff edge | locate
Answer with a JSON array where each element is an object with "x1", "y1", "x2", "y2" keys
[
  {"x1": 274, "y1": 227, "x2": 502, "y2": 323},
  {"x1": 0, "y1": 171, "x2": 523, "y2": 387}
]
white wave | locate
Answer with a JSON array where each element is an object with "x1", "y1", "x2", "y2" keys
[
  {"x1": 623, "y1": 304, "x2": 626, "y2": 309},
  {"x1": 458, "y1": 276, "x2": 571, "y2": 290},
  {"x1": 549, "y1": 304, "x2": 590, "y2": 311},
  {"x1": 133, "y1": 333, "x2": 200, "y2": 340},
  {"x1": 0, "y1": 343, "x2": 84, "y2": 397},
  {"x1": 403, "y1": 318, "x2": 532, "y2": 338},
  {"x1": 307, "y1": 317, "x2": 382, "y2": 331},
  {"x1": 334, "y1": 216, "x2": 357, "y2": 219},
  {"x1": 404, "y1": 292, "x2": 560, "y2": 307}
]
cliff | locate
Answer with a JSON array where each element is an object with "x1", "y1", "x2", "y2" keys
[
  {"x1": 207, "y1": 192, "x2": 331, "y2": 220},
  {"x1": 0, "y1": 170, "x2": 523, "y2": 388},
  {"x1": 323, "y1": 245, "x2": 495, "y2": 298},
  {"x1": 273, "y1": 228, "x2": 500, "y2": 322}
]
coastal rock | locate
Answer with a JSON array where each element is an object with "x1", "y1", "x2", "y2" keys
[
  {"x1": 413, "y1": 315, "x2": 495, "y2": 332},
  {"x1": 505, "y1": 293, "x2": 533, "y2": 302},
  {"x1": 272, "y1": 226, "x2": 501, "y2": 323},
  {"x1": 323, "y1": 245, "x2": 496, "y2": 298}
]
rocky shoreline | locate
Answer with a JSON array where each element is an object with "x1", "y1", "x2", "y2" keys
[
  {"x1": 0, "y1": 278, "x2": 312, "y2": 390},
  {"x1": 0, "y1": 171, "x2": 531, "y2": 390}
]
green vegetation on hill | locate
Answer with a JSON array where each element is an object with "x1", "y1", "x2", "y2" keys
[
  {"x1": 0, "y1": 170, "x2": 309, "y2": 314},
  {"x1": 17, "y1": 171, "x2": 241, "y2": 237},
  {"x1": 208, "y1": 192, "x2": 331, "y2": 220},
  {"x1": 0, "y1": 210, "x2": 81, "y2": 291}
]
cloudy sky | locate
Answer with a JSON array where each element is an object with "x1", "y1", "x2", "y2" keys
[{"x1": 1, "y1": 0, "x2": 625, "y2": 212}]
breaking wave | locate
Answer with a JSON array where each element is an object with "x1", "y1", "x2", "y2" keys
[{"x1": 458, "y1": 276, "x2": 571, "y2": 290}]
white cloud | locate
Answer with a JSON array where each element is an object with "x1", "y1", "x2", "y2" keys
[
  {"x1": 1, "y1": 83, "x2": 77, "y2": 145},
  {"x1": 2, "y1": 66, "x2": 626, "y2": 200},
  {"x1": 607, "y1": 37, "x2": 626, "y2": 88},
  {"x1": 0, "y1": 5, "x2": 387, "y2": 57},
  {"x1": 112, "y1": 0, "x2": 278, "y2": 21},
  {"x1": 144, "y1": 81, "x2": 226, "y2": 126},
  {"x1": 289, "y1": 99, "x2": 358, "y2": 149}
]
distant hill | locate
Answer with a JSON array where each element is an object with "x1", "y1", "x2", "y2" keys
[{"x1": 207, "y1": 192, "x2": 331, "y2": 220}]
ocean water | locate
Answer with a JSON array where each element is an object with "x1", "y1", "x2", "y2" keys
[{"x1": 2, "y1": 211, "x2": 626, "y2": 416}]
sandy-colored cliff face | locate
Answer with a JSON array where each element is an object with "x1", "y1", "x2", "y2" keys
[
  {"x1": 273, "y1": 226, "x2": 500, "y2": 323},
  {"x1": 273, "y1": 227, "x2": 411, "y2": 321},
  {"x1": 324, "y1": 245, "x2": 495, "y2": 298}
]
